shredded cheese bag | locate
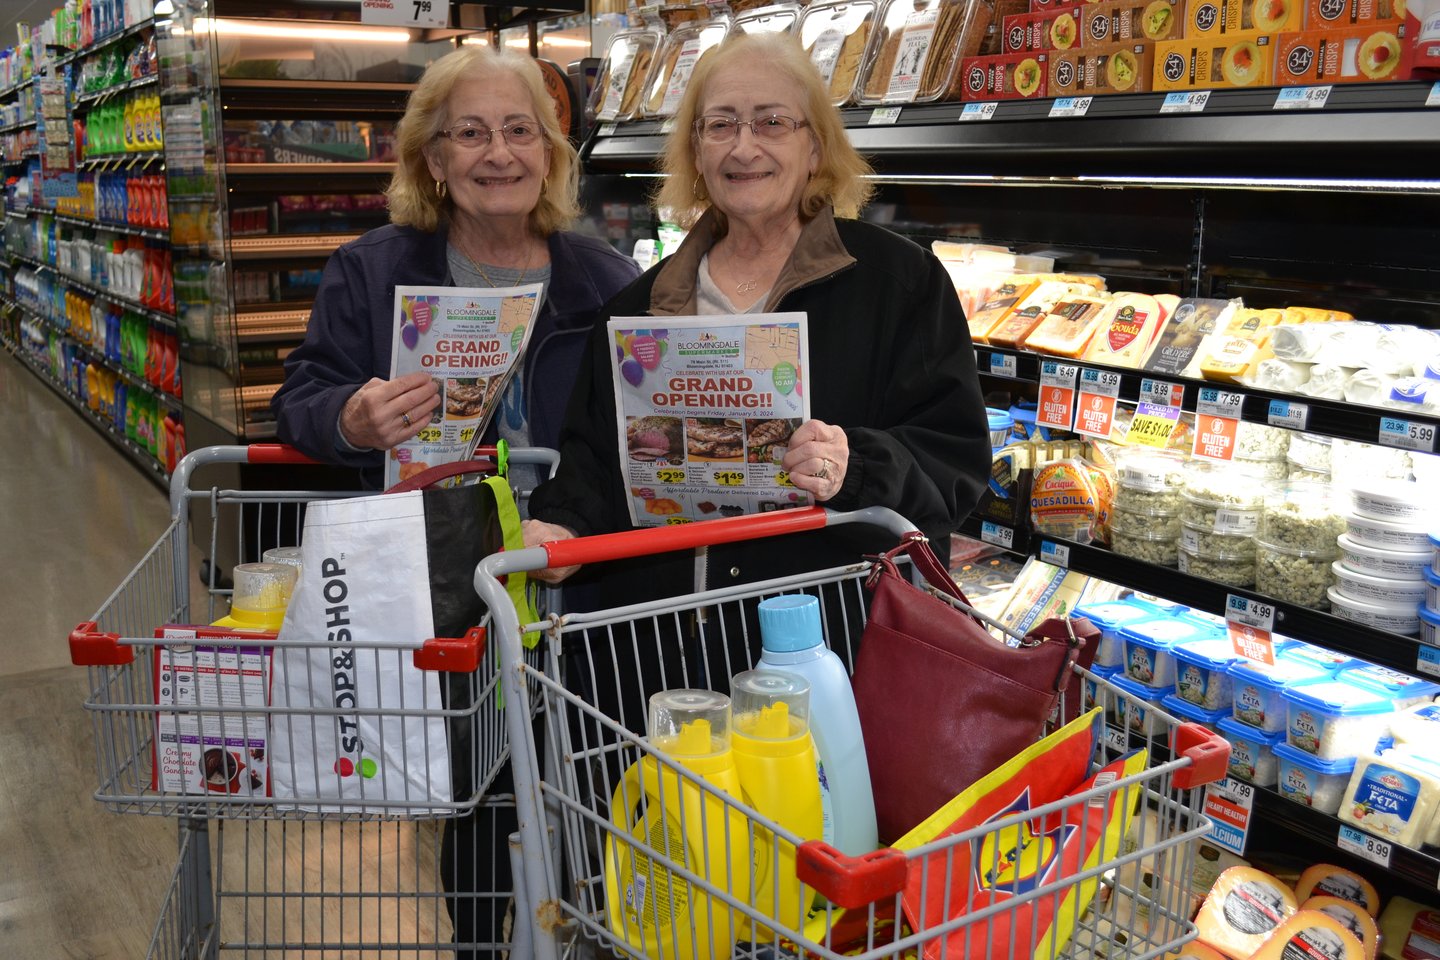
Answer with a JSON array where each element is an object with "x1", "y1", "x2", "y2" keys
[{"x1": 1195, "y1": 865, "x2": 1298, "y2": 959}]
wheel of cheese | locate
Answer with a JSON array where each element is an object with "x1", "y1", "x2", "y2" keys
[
  {"x1": 1250, "y1": 909, "x2": 1366, "y2": 960},
  {"x1": 1302, "y1": 896, "x2": 1379, "y2": 960},
  {"x1": 1294, "y1": 864, "x2": 1380, "y2": 918},
  {"x1": 1195, "y1": 865, "x2": 1298, "y2": 959}
]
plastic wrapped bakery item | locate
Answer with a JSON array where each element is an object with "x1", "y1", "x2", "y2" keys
[
  {"x1": 1193, "y1": 865, "x2": 1298, "y2": 959},
  {"x1": 733, "y1": 3, "x2": 802, "y2": 36},
  {"x1": 591, "y1": 28, "x2": 665, "y2": 121},
  {"x1": 640, "y1": 18, "x2": 731, "y2": 118},
  {"x1": 857, "y1": 0, "x2": 993, "y2": 104},
  {"x1": 800, "y1": 0, "x2": 882, "y2": 105}
]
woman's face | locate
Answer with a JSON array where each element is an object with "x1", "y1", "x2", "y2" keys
[
  {"x1": 424, "y1": 70, "x2": 550, "y2": 231},
  {"x1": 694, "y1": 59, "x2": 818, "y2": 231}
]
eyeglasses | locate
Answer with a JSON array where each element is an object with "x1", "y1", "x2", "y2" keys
[
  {"x1": 435, "y1": 119, "x2": 542, "y2": 149},
  {"x1": 693, "y1": 115, "x2": 810, "y2": 144}
]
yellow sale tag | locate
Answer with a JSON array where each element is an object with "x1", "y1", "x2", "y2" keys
[
  {"x1": 656, "y1": 468, "x2": 685, "y2": 483},
  {"x1": 713, "y1": 470, "x2": 745, "y2": 486},
  {"x1": 1125, "y1": 401, "x2": 1181, "y2": 448}
]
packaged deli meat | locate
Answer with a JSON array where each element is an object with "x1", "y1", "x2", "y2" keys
[
  {"x1": 858, "y1": 0, "x2": 995, "y2": 104},
  {"x1": 800, "y1": 0, "x2": 882, "y2": 104}
]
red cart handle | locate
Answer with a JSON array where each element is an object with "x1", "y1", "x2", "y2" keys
[
  {"x1": 70, "y1": 621, "x2": 135, "y2": 666},
  {"x1": 540, "y1": 507, "x2": 831, "y2": 568},
  {"x1": 797, "y1": 841, "x2": 908, "y2": 909},
  {"x1": 244, "y1": 444, "x2": 502, "y2": 467},
  {"x1": 414, "y1": 626, "x2": 487, "y2": 673},
  {"x1": 1171, "y1": 722, "x2": 1232, "y2": 790}
]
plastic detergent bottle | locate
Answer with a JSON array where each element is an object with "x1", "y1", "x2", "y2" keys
[
  {"x1": 606, "y1": 689, "x2": 749, "y2": 960},
  {"x1": 210, "y1": 562, "x2": 296, "y2": 632},
  {"x1": 756, "y1": 594, "x2": 878, "y2": 857},
  {"x1": 730, "y1": 669, "x2": 823, "y2": 941}
]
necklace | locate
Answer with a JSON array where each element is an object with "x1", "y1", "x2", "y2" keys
[
  {"x1": 736, "y1": 279, "x2": 760, "y2": 295},
  {"x1": 461, "y1": 242, "x2": 534, "y2": 288}
]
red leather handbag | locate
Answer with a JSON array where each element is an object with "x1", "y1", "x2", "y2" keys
[{"x1": 852, "y1": 534, "x2": 1098, "y2": 843}]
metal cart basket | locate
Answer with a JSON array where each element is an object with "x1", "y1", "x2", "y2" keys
[
  {"x1": 70, "y1": 443, "x2": 556, "y2": 959},
  {"x1": 475, "y1": 507, "x2": 1231, "y2": 960}
]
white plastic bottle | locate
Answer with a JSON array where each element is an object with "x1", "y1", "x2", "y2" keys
[{"x1": 756, "y1": 594, "x2": 878, "y2": 856}]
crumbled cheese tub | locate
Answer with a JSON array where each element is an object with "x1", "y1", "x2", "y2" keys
[
  {"x1": 1389, "y1": 701, "x2": 1440, "y2": 748},
  {"x1": 1111, "y1": 502, "x2": 1182, "y2": 539},
  {"x1": 1181, "y1": 522, "x2": 1256, "y2": 558},
  {"x1": 1172, "y1": 638, "x2": 1239, "y2": 711},
  {"x1": 1287, "y1": 432, "x2": 1333, "y2": 472},
  {"x1": 1112, "y1": 529, "x2": 1181, "y2": 567},
  {"x1": 1327, "y1": 586, "x2": 1422, "y2": 636},
  {"x1": 1230, "y1": 656, "x2": 1330, "y2": 733},
  {"x1": 1278, "y1": 641, "x2": 1356, "y2": 675},
  {"x1": 1261, "y1": 482, "x2": 1344, "y2": 554},
  {"x1": 1332, "y1": 561, "x2": 1429, "y2": 607},
  {"x1": 1162, "y1": 692, "x2": 1229, "y2": 733},
  {"x1": 1217, "y1": 715, "x2": 1284, "y2": 786},
  {"x1": 1110, "y1": 673, "x2": 1170, "y2": 736},
  {"x1": 1233, "y1": 454, "x2": 1288, "y2": 481},
  {"x1": 1342, "y1": 511, "x2": 1433, "y2": 552},
  {"x1": 1283, "y1": 678, "x2": 1398, "y2": 761},
  {"x1": 1422, "y1": 607, "x2": 1439, "y2": 646},
  {"x1": 1337, "y1": 533, "x2": 1432, "y2": 581},
  {"x1": 1119, "y1": 617, "x2": 1216, "y2": 690},
  {"x1": 1255, "y1": 538, "x2": 1337, "y2": 609},
  {"x1": 1349, "y1": 479, "x2": 1434, "y2": 525},
  {"x1": 1425, "y1": 566, "x2": 1439, "y2": 609},
  {"x1": 1182, "y1": 460, "x2": 1265, "y2": 534},
  {"x1": 1074, "y1": 597, "x2": 1171, "y2": 669},
  {"x1": 1274, "y1": 741, "x2": 1357, "y2": 814},
  {"x1": 1339, "y1": 663, "x2": 1440, "y2": 708},
  {"x1": 1338, "y1": 750, "x2": 1440, "y2": 850},
  {"x1": 1179, "y1": 540, "x2": 1256, "y2": 587},
  {"x1": 1234, "y1": 421, "x2": 1290, "y2": 460}
]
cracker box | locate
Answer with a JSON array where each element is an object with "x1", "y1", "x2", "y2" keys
[
  {"x1": 958, "y1": 50, "x2": 1052, "y2": 97},
  {"x1": 1187, "y1": 0, "x2": 1302, "y2": 36},
  {"x1": 1306, "y1": 0, "x2": 1404, "y2": 27},
  {"x1": 1276, "y1": 21, "x2": 1414, "y2": 82},
  {"x1": 1050, "y1": 39, "x2": 1158, "y2": 91},
  {"x1": 1003, "y1": 5, "x2": 1087, "y2": 50},
  {"x1": 1153, "y1": 31, "x2": 1278, "y2": 87},
  {"x1": 1081, "y1": 0, "x2": 1187, "y2": 45}
]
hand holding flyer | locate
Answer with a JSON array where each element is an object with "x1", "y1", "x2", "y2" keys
[{"x1": 610, "y1": 314, "x2": 812, "y2": 527}]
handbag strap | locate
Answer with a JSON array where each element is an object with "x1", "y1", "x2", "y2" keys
[
  {"x1": 384, "y1": 458, "x2": 495, "y2": 493},
  {"x1": 871, "y1": 534, "x2": 988, "y2": 629}
]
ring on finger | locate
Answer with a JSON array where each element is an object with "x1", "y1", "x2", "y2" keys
[
  {"x1": 815, "y1": 458, "x2": 830, "y2": 480},
  {"x1": 401, "y1": 412, "x2": 413, "y2": 428}
]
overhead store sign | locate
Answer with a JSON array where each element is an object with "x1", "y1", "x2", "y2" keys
[{"x1": 361, "y1": 0, "x2": 449, "y2": 28}]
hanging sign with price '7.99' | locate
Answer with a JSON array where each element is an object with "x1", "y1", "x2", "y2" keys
[{"x1": 362, "y1": 0, "x2": 449, "y2": 28}]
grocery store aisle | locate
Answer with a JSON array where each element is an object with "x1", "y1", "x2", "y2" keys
[{"x1": 0, "y1": 349, "x2": 174, "y2": 957}]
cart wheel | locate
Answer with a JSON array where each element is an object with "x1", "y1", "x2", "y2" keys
[{"x1": 199, "y1": 559, "x2": 233, "y2": 591}]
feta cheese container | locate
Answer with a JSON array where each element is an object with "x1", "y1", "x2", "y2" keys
[
  {"x1": 1389, "y1": 701, "x2": 1440, "y2": 748},
  {"x1": 1326, "y1": 586, "x2": 1422, "y2": 636},
  {"x1": 1217, "y1": 715, "x2": 1284, "y2": 787},
  {"x1": 1255, "y1": 538, "x2": 1337, "y2": 610},
  {"x1": 1234, "y1": 421, "x2": 1290, "y2": 460},
  {"x1": 1338, "y1": 663, "x2": 1440, "y2": 708},
  {"x1": 1431, "y1": 533, "x2": 1440, "y2": 576},
  {"x1": 1380, "y1": 747, "x2": 1440, "y2": 846},
  {"x1": 1277, "y1": 641, "x2": 1356, "y2": 675},
  {"x1": 1422, "y1": 606, "x2": 1439, "y2": 646},
  {"x1": 1074, "y1": 598, "x2": 1170, "y2": 669},
  {"x1": 1118, "y1": 617, "x2": 1214, "y2": 691},
  {"x1": 1229, "y1": 656, "x2": 1330, "y2": 733},
  {"x1": 1425, "y1": 566, "x2": 1439, "y2": 609},
  {"x1": 1083, "y1": 665, "x2": 1122, "y2": 722},
  {"x1": 1282, "y1": 678, "x2": 1398, "y2": 761},
  {"x1": 1337, "y1": 751, "x2": 1440, "y2": 850},
  {"x1": 1110, "y1": 673, "x2": 1169, "y2": 736},
  {"x1": 1273, "y1": 741, "x2": 1357, "y2": 814},
  {"x1": 1161, "y1": 692, "x2": 1229, "y2": 733},
  {"x1": 1331, "y1": 561, "x2": 1429, "y2": 607},
  {"x1": 1342, "y1": 511, "x2": 1433, "y2": 552},
  {"x1": 1171, "y1": 638, "x2": 1239, "y2": 711},
  {"x1": 1337, "y1": 533, "x2": 1432, "y2": 581},
  {"x1": 1348, "y1": 479, "x2": 1434, "y2": 525}
]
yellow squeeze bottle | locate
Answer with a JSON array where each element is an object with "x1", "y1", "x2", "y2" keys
[
  {"x1": 606, "y1": 690, "x2": 750, "y2": 960},
  {"x1": 210, "y1": 562, "x2": 296, "y2": 632},
  {"x1": 730, "y1": 670, "x2": 823, "y2": 944}
]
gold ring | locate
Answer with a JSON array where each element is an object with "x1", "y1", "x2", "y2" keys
[
  {"x1": 815, "y1": 460, "x2": 830, "y2": 480},
  {"x1": 401, "y1": 412, "x2": 413, "y2": 428}
]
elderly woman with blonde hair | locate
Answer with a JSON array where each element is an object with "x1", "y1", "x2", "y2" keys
[
  {"x1": 526, "y1": 31, "x2": 990, "y2": 589},
  {"x1": 273, "y1": 45, "x2": 639, "y2": 492}
]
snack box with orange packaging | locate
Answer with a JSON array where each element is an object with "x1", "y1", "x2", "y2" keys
[
  {"x1": 1002, "y1": 4, "x2": 1087, "y2": 51},
  {"x1": 1152, "y1": 31, "x2": 1278, "y2": 87},
  {"x1": 1306, "y1": 0, "x2": 1404, "y2": 27},
  {"x1": 1050, "y1": 40, "x2": 1158, "y2": 91},
  {"x1": 1187, "y1": 0, "x2": 1302, "y2": 36},
  {"x1": 1081, "y1": 0, "x2": 1187, "y2": 46},
  {"x1": 1276, "y1": 20, "x2": 1415, "y2": 82},
  {"x1": 958, "y1": 51, "x2": 1052, "y2": 97}
]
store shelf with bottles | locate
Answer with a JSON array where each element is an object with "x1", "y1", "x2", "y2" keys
[
  {"x1": 0, "y1": 77, "x2": 35, "y2": 101},
  {"x1": 78, "y1": 148, "x2": 164, "y2": 168},
  {"x1": 74, "y1": 73, "x2": 159, "y2": 107},
  {"x1": 52, "y1": 210, "x2": 170, "y2": 242},
  {"x1": 54, "y1": 19, "x2": 153, "y2": 69},
  {"x1": 9, "y1": 253, "x2": 177, "y2": 328},
  {"x1": 0, "y1": 118, "x2": 38, "y2": 135}
]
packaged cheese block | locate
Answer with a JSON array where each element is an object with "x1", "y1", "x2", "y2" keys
[
  {"x1": 1251, "y1": 910, "x2": 1366, "y2": 960},
  {"x1": 967, "y1": 276, "x2": 1042, "y2": 342},
  {"x1": 1197, "y1": 309, "x2": 1281, "y2": 382},
  {"x1": 986, "y1": 281, "x2": 1092, "y2": 348},
  {"x1": 1294, "y1": 864, "x2": 1380, "y2": 917},
  {"x1": 1378, "y1": 897, "x2": 1440, "y2": 960},
  {"x1": 1142, "y1": 298, "x2": 1238, "y2": 376},
  {"x1": 1283, "y1": 305, "x2": 1353, "y2": 324},
  {"x1": 1194, "y1": 865, "x2": 1297, "y2": 958},
  {"x1": 1302, "y1": 896, "x2": 1380, "y2": 960},
  {"x1": 1338, "y1": 751, "x2": 1440, "y2": 850},
  {"x1": 1082, "y1": 293, "x2": 1167, "y2": 368},
  {"x1": 1018, "y1": 293, "x2": 1111, "y2": 356}
]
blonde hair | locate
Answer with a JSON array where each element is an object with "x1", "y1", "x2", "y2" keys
[
  {"x1": 654, "y1": 32, "x2": 874, "y2": 230},
  {"x1": 387, "y1": 46, "x2": 580, "y2": 235}
]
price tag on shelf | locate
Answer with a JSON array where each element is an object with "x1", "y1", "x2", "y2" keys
[
  {"x1": 1074, "y1": 367, "x2": 1121, "y2": 438},
  {"x1": 360, "y1": 0, "x2": 448, "y2": 27},
  {"x1": 1193, "y1": 387, "x2": 1242, "y2": 461},
  {"x1": 1126, "y1": 400, "x2": 1182, "y2": 447},
  {"x1": 1204, "y1": 777, "x2": 1255, "y2": 855},
  {"x1": 1038, "y1": 360, "x2": 1080, "y2": 429},
  {"x1": 981, "y1": 521, "x2": 1015, "y2": 550},
  {"x1": 989, "y1": 352, "x2": 1018, "y2": 378},
  {"x1": 1160, "y1": 91, "x2": 1211, "y2": 114},
  {"x1": 1197, "y1": 387, "x2": 1244, "y2": 419},
  {"x1": 1139, "y1": 378, "x2": 1184, "y2": 408},
  {"x1": 959, "y1": 101, "x2": 999, "y2": 121},
  {"x1": 1417, "y1": 647, "x2": 1440, "y2": 679},
  {"x1": 1274, "y1": 85, "x2": 1332, "y2": 110},
  {"x1": 1049, "y1": 96, "x2": 1093, "y2": 118},
  {"x1": 1337, "y1": 825, "x2": 1393, "y2": 868},
  {"x1": 597, "y1": 123, "x2": 618, "y2": 137},
  {"x1": 868, "y1": 106, "x2": 903, "y2": 125},
  {"x1": 1226, "y1": 594, "x2": 1276, "y2": 634},
  {"x1": 1427, "y1": 81, "x2": 1440, "y2": 108},
  {"x1": 1039, "y1": 540, "x2": 1069, "y2": 568},
  {"x1": 1267, "y1": 399, "x2": 1309, "y2": 431},
  {"x1": 1105, "y1": 725, "x2": 1129, "y2": 752},
  {"x1": 1379, "y1": 417, "x2": 1437, "y2": 453}
]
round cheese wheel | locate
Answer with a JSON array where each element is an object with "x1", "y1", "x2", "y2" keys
[
  {"x1": 1302, "y1": 896, "x2": 1379, "y2": 960},
  {"x1": 1195, "y1": 865, "x2": 1298, "y2": 959},
  {"x1": 1295, "y1": 864, "x2": 1381, "y2": 918},
  {"x1": 1250, "y1": 909, "x2": 1366, "y2": 960}
]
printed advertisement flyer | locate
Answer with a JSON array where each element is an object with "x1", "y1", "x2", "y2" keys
[
  {"x1": 386, "y1": 284, "x2": 543, "y2": 489},
  {"x1": 610, "y1": 314, "x2": 812, "y2": 526}
]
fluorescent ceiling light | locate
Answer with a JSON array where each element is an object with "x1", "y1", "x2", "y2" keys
[
  {"x1": 196, "y1": 17, "x2": 412, "y2": 43},
  {"x1": 462, "y1": 34, "x2": 591, "y2": 49}
]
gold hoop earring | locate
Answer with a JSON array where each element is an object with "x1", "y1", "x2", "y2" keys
[
  {"x1": 693, "y1": 174, "x2": 707, "y2": 201},
  {"x1": 436, "y1": 180, "x2": 447, "y2": 198}
]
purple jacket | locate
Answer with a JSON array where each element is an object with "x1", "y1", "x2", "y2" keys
[{"x1": 271, "y1": 224, "x2": 640, "y2": 486}]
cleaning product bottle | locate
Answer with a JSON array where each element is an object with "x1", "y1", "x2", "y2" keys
[
  {"x1": 756, "y1": 594, "x2": 878, "y2": 858},
  {"x1": 606, "y1": 689, "x2": 750, "y2": 960},
  {"x1": 211, "y1": 562, "x2": 296, "y2": 632},
  {"x1": 730, "y1": 669, "x2": 823, "y2": 941}
]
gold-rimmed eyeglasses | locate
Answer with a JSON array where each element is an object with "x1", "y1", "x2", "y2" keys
[
  {"x1": 435, "y1": 120, "x2": 542, "y2": 149},
  {"x1": 693, "y1": 115, "x2": 810, "y2": 144}
]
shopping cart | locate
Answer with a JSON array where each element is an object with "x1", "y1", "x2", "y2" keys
[
  {"x1": 475, "y1": 508, "x2": 1232, "y2": 960},
  {"x1": 69, "y1": 443, "x2": 557, "y2": 959}
]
